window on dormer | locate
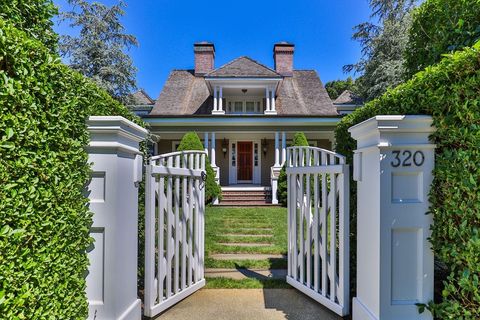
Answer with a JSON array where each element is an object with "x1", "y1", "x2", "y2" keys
[{"x1": 226, "y1": 98, "x2": 263, "y2": 114}]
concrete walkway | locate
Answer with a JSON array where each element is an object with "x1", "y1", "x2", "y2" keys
[{"x1": 157, "y1": 289, "x2": 342, "y2": 320}]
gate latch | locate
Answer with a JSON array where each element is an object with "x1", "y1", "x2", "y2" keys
[{"x1": 200, "y1": 171, "x2": 207, "y2": 189}]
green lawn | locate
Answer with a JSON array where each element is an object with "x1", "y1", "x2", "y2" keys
[{"x1": 205, "y1": 206, "x2": 288, "y2": 269}]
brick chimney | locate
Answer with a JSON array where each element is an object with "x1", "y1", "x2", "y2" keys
[
  {"x1": 194, "y1": 42, "x2": 215, "y2": 76},
  {"x1": 273, "y1": 42, "x2": 294, "y2": 76}
]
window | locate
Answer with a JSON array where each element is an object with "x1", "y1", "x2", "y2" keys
[
  {"x1": 231, "y1": 143, "x2": 236, "y2": 166},
  {"x1": 246, "y1": 101, "x2": 255, "y2": 113},
  {"x1": 234, "y1": 101, "x2": 243, "y2": 113},
  {"x1": 254, "y1": 143, "x2": 259, "y2": 166},
  {"x1": 225, "y1": 97, "x2": 263, "y2": 114}
]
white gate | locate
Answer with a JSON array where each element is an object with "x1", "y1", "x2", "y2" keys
[
  {"x1": 144, "y1": 151, "x2": 206, "y2": 317},
  {"x1": 286, "y1": 146, "x2": 350, "y2": 316}
]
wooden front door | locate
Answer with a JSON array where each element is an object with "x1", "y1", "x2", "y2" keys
[{"x1": 237, "y1": 142, "x2": 253, "y2": 181}]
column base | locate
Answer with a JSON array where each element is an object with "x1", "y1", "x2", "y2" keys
[
  {"x1": 264, "y1": 110, "x2": 277, "y2": 115},
  {"x1": 212, "y1": 110, "x2": 225, "y2": 115},
  {"x1": 352, "y1": 297, "x2": 378, "y2": 320}
]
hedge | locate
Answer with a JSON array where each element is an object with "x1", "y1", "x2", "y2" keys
[
  {"x1": 277, "y1": 132, "x2": 309, "y2": 206},
  {"x1": 0, "y1": 19, "x2": 145, "y2": 319},
  {"x1": 177, "y1": 132, "x2": 222, "y2": 204},
  {"x1": 335, "y1": 42, "x2": 480, "y2": 319}
]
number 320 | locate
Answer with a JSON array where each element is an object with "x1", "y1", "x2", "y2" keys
[{"x1": 391, "y1": 150, "x2": 425, "y2": 167}]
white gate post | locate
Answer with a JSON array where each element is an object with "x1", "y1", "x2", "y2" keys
[
  {"x1": 349, "y1": 115, "x2": 435, "y2": 320},
  {"x1": 86, "y1": 116, "x2": 148, "y2": 320}
]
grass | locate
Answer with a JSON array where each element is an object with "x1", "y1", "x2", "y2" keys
[
  {"x1": 205, "y1": 206, "x2": 288, "y2": 255},
  {"x1": 205, "y1": 206, "x2": 288, "y2": 268},
  {"x1": 205, "y1": 277, "x2": 291, "y2": 289}
]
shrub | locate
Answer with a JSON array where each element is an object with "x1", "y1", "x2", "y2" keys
[
  {"x1": 0, "y1": 19, "x2": 145, "y2": 319},
  {"x1": 335, "y1": 42, "x2": 480, "y2": 319},
  {"x1": 277, "y1": 132, "x2": 309, "y2": 206},
  {"x1": 0, "y1": 0, "x2": 58, "y2": 51},
  {"x1": 177, "y1": 132, "x2": 222, "y2": 204},
  {"x1": 405, "y1": 0, "x2": 480, "y2": 78}
]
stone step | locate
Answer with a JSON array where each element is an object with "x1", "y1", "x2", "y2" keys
[
  {"x1": 218, "y1": 242, "x2": 274, "y2": 247},
  {"x1": 217, "y1": 202, "x2": 277, "y2": 206},
  {"x1": 223, "y1": 234, "x2": 273, "y2": 238},
  {"x1": 205, "y1": 268, "x2": 287, "y2": 280},
  {"x1": 210, "y1": 253, "x2": 286, "y2": 260}
]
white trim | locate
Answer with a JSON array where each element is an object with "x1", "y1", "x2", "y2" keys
[{"x1": 171, "y1": 140, "x2": 181, "y2": 152}]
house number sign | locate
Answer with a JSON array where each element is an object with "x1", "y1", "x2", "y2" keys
[{"x1": 390, "y1": 150, "x2": 425, "y2": 167}]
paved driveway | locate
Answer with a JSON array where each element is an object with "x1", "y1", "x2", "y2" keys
[{"x1": 156, "y1": 288, "x2": 342, "y2": 320}]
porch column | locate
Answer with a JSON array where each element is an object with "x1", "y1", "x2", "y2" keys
[
  {"x1": 210, "y1": 132, "x2": 219, "y2": 205},
  {"x1": 204, "y1": 132, "x2": 209, "y2": 157},
  {"x1": 271, "y1": 87, "x2": 276, "y2": 113},
  {"x1": 210, "y1": 132, "x2": 216, "y2": 167},
  {"x1": 219, "y1": 87, "x2": 223, "y2": 112},
  {"x1": 274, "y1": 132, "x2": 280, "y2": 167},
  {"x1": 281, "y1": 132, "x2": 286, "y2": 166},
  {"x1": 265, "y1": 87, "x2": 270, "y2": 112},
  {"x1": 213, "y1": 86, "x2": 218, "y2": 112}
]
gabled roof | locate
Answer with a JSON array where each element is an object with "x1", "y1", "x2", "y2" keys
[
  {"x1": 130, "y1": 89, "x2": 155, "y2": 105},
  {"x1": 150, "y1": 70, "x2": 337, "y2": 116},
  {"x1": 206, "y1": 56, "x2": 282, "y2": 78},
  {"x1": 333, "y1": 90, "x2": 363, "y2": 106}
]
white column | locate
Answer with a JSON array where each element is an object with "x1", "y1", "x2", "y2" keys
[
  {"x1": 86, "y1": 116, "x2": 147, "y2": 320},
  {"x1": 213, "y1": 86, "x2": 218, "y2": 112},
  {"x1": 219, "y1": 87, "x2": 223, "y2": 111},
  {"x1": 204, "y1": 132, "x2": 209, "y2": 157},
  {"x1": 274, "y1": 131, "x2": 280, "y2": 167},
  {"x1": 266, "y1": 87, "x2": 270, "y2": 112},
  {"x1": 281, "y1": 132, "x2": 286, "y2": 166},
  {"x1": 349, "y1": 115, "x2": 435, "y2": 320},
  {"x1": 271, "y1": 87, "x2": 276, "y2": 112},
  {"x1": 210, "y1": 132, "x2": 216, "y2": 167}
]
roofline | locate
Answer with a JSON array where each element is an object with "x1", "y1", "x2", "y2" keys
[
  {"x1": 143, "y1": 115, "x2": 342, "y2": 128},
  {"x1": 205, "y1": 77, "x2": 282, "y2": 81}
]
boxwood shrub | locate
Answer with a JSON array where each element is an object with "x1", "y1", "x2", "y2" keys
[
  {"x1": 335, "y1": 42, "x2": 480, "y2": 319},
  {"x1": 177, "y1": 132, "x2": 222, "y2": 204},
  {"x1": 277, "y1": 132, "x2": 309, "y2": 206},
  {"x1": 0, "y1": 19, "x2": 145, "y2": 319}
]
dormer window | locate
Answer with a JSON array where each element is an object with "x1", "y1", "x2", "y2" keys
[{"x1": 226, "y1": 99, "x2": 263, "y2": 114}]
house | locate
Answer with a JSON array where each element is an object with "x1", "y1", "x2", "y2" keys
[
  {"x1": 141, "y1": 42, "x2": 342, "y2": 204},
  {"x1": 128, "y1": 89, "x2": 155, "y2": 116},
  {"x1": 333, "y1": 90, "x2": 363, "y2": 114}
]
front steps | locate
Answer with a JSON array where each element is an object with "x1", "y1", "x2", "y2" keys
[{"x1": 218, "y1": 187, "x2": 274, "y2": 206}]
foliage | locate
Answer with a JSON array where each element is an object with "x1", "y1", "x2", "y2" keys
[
  {"x1": 345, "y1": 0, "x2": 416, "y2": 101},
  {"x1": 0, "y1": 19, "x2": 144, "y2": 319},
  {"x1": 0, "y1": 0, "x2": 58, "y2": 51},
  {"x1": 335, "y1": 43, "x2": 480, "y2": 319},
  {"x1": 277, "y1": 132, "x2": 309, "y2": 207},
  {"x1": 405, "y1": 0, "x2": 480, "y2": 78},
  {"x1": 177, "y1": 132, "x2": 221, "y2": 204},
  {"x1": 59, "y1": 0, "x2": 138, "y2": 102},
  {"x1": 325, "y1": 77, "x2": 358, "y2": 100}
]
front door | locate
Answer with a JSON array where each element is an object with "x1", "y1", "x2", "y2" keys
[{"x1": 237, "y1": 141, "x2": 253, "y2": 182}]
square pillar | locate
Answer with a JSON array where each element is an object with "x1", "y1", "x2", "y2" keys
[
  {"x1": 274, "y1": 131, "x2": 280, "y2": 167},
  {"x1": 213, "y1": 86, "x2": 218, "y2": 112},
  {"x1": 86, "y1": 116, "x2": 148, "y2": 320},
  {"x1": 210, "y1": 132, "x2": 220, "y2": 204},
  {"x1": 349, "y1": 115, "x2": 435, "y2": 320}
]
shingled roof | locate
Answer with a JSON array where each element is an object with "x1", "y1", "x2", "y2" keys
[
  {"x1": 130, "y1": 89, "x2": 155, "y2": 105},
  {"x1": 206, "y1": 56, "x2": 282, "y2": 78},
  {"x1": 150, "y1": 56, "x2": 337, "y2": 116},
  {"x1": 333, "y1": 90, "x2": 363, "y2": 106}
]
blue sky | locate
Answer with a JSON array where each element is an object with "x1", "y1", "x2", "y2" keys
[{"x1": 53, "y1": 0, "x2": 372, "y2": 99}]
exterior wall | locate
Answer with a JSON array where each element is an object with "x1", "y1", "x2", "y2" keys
[
  {"x1": 316, "y1": 139, "x2": 332, "y2": 150},
  {"x1": 261, "y1": 139, "x2": 275, "y2": 186},
  {"x1": 157, "y1": 140, "x2": 172, "y2": 154},
  {"x1": 215, "y1": 139, "x2": 229, "y2": 186}
]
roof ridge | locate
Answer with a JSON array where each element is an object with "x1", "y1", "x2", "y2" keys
[{"x1": 206, "y1": 56, "x2": 282, "y2": 77}]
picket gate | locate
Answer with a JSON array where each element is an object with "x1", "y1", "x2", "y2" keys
[
  {"x1": 144, "y1": 151, "x2": 206, "y2": 317},
  {"x1": 286, "y1": 146, "x2": 350, "y2": 316}
]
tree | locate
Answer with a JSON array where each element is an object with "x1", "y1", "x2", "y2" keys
[
  {"x1": 0, "y1": 0, "x2": 58, "y2": 51},
  {"x1": 405, "y1": 0, "x2": 480, "y2": 77},
  {"x1": 325, "y1": 77, "x2": 358, "y2": 100},
  {"x1": 277, "y1": 132, "x2": 309, "y2": 207},
  {"x1": 345, "y1": 0, "x2": 416, "y2": 101},
  {"x1": 59, "y1": 0, "x2": 138, "y2": 102},
  {"x1": 177, "y1": 132, "x2": 221, "y2": 204}
]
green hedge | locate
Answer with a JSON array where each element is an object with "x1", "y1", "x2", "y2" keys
[
  {"x1": 277, "y1": 132, "x2": 309, "y2": 206},
  {"x1": 177, "y1": 132, "x2": 222, "y2": 204},
  {"x1": 335, "y1": 42, "x2": 480, "y2": 319},
  {"x1": 0, "y1": 19, "x2": 145, "y2": 319}
]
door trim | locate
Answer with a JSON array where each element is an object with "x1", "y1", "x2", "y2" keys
[{"x1": 229, "y1": 139, "x2": 262, "y2": 185}]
